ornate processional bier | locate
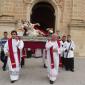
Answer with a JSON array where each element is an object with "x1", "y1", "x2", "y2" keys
[{"x1": 16, "y1": 20, "x2": 53, "y2": 41}]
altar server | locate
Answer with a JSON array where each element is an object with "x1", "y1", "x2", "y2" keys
[{"x1": 63, "y1": 35, "x2": 75, "y2": 72}]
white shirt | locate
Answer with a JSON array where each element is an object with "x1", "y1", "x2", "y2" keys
[{"x1": 63, "y1": 40, "x2": 75, "y2": 58}]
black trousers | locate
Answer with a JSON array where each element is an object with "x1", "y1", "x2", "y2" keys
[
  {"x1": 0, "y1": 51, "x2": 7, "y2": 69},
  {"x1": 61, "y1": 57, "x2": 65, "y2": 67},
  {"x1": 64, "y1": 58, "x2": 74, "y2": 71},
  {"x1": 21, "y1": 57, "x2": 25, "y2": 68}
]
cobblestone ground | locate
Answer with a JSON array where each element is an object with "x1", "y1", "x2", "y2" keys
[{"x1": 0, "y1": 58, "x2": 85, "y2": 85}]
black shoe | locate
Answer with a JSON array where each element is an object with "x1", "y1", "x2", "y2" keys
[
  {"x1": 2, "y1": 66, "x2": 6, "y2": 71},
  {"x1": 50, "y1": 80, "x2": 54, "y2": 84},
  {"x1": 21, "y1": 59, "x2": 25, "y2": 68},
  {"x1": 11, "y1": 81, "x2": 15, "y2": 83},
  {"x1": 65, "y1": 68, "x2": 69, "y2": 71},
  {"x1": 70, "y1": 69, "x2": 74, "y2": 72},
  {"x1": 44, "y1": 64, "x2": 47, "y2": 68},
  {"x1": 21, "y1": 64, "x2": 24, "y2": 68}
]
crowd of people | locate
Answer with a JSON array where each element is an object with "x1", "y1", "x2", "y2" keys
[{"x1": 0, "y1": 29, "x2": 75, "y2": 84}]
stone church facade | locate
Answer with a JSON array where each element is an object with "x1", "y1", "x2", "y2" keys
[{"x1": 0, "y1": 0, "x2": 85, "y2": 57}]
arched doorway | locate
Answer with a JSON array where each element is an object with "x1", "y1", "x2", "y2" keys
[{"x1": 30, "y1": 2, "x2": 55, "y2": 32}]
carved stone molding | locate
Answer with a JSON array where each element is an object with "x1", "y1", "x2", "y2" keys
[
  {"x1": 23, "y1": 0, "x2": 33, "y2": 4},
  {"x1": 70, "y1": 19, "x2": 85, "y2": 27}
]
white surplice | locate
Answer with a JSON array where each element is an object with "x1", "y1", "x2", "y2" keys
[
  {"x1": 42, "y1": 49, "x2": 47, "y2": 67},
  {"x1": 45, "y1": 41, "x2": 59, "y2": 81},
  {"x1": 63, "y1": 40, "x2": 75, "y2": 58},
  {"x1": 60, "y1": 40, "x2": 66, "y2": 57},
  {"x1": 4, "y1": 39, "x2": 24, "y2": 81}
]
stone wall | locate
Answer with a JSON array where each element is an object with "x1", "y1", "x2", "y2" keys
[
  {"x1": 0, "y1": 0, "x2": 15, "y2": 16},
  {"x1": 69, "y1": 19, "x2": 85, "y2": 57},
  {"x1": 0, "y1": 0, "x2": 85, "y2": 57},
  {"x1": 72, "y1": 0, "x2": 85, "y2": 20},
  {"x1": 61, "y1": 0, "x2": 73, "y2": 34},
  {"x1": 70, "y1": 0, "x2": 85, "y2": 57}
]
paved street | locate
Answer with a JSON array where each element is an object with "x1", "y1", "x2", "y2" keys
[{"x1": 0, "y1": 58, "x2": 85, "y2": 85}]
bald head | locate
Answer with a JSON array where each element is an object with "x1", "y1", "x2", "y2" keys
[{"x1": 51, "y1": 34, "x2": 58, "y2": 41}]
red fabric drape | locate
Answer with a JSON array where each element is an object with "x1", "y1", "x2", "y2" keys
[
  {"x1": 57, "y1": 40, "x2": 62, "y2": 67},
  {"x1": 8, "y1": 38, "x2": 16, "y2": 68},
  {"x1": 8, "y1": 38, "x2": 20, "y2": 68},
  {"x1": 50, "y1": 47, "x2": 54, "y2": 69}
]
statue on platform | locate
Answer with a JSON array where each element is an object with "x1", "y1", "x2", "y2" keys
[{"x1": 17, "y1": 20, "x2": 53, "y2": 37}]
